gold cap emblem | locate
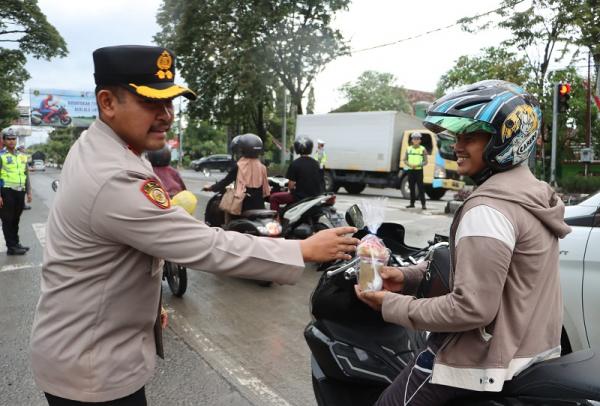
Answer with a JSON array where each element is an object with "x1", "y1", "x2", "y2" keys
[{"x1": 156, "y1": 50, "x2": 173, "y2": 81}]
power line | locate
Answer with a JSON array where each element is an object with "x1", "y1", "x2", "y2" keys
[{"x1": 351, "y1": 1, "x2": 524, "y2": 54}]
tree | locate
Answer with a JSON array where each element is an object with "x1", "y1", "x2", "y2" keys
[
  {"x1": 182, "y1": 119, "x2": 228, "y2": 159},
  {"x1": 435, "y1": 47, "x2": 534, "y2": 96},
  {"x1": 334, "y1": 71, "x2": 411, "y2": 113},
  {"x1": 31, "y1": 127, "x2": 81, "y2": 166},
  {"x1": 306, "y1": 86, "x2": 316, "y2": 114},
  {"x1": 0, "y1": 0, "x2": 67, "y2": 127},
  {"x1": 155, "y1": 0, "x2": 348, "y2": 139}
]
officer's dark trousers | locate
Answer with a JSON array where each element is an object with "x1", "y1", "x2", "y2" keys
[
  {"x1": 408, "y1": 169, "x2": 426, "y2": 207},
  {"x1": 375, "y1": 347, "x2": 474, "y2": 406},
  {"x1": 0, "y1": 187, "x2": 25, "y2": 248},
  {"x1": 45, "y1": 387, "x2": 147, "y2": 406}
]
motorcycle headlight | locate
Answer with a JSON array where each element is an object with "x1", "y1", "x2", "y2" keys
[{"x1": 257, "y1": 221, "x2": 282, "y2": 237}]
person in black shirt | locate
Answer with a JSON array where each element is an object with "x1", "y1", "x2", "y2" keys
[{"x1": 269, "y1": 137, "x2": 322, "y2": 213}]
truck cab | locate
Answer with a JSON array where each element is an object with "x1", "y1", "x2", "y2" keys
[{"x1": 398, "y1": 130, "x2": 463, "y2": 200}]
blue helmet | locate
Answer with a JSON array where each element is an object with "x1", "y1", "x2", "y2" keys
[{"x1": 424, "y1": 80, "x2": 541, "y2": 172}]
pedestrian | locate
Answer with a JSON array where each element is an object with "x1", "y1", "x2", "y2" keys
[
  {"x1": 269, "y1": 137, "x2": 322, "y2": 213},
  {"x1": 355, "y1": 80, "x2": 572, "y2": 405},
  {"x1": 403, "y1": 132, "x2": 428, "y2": 209},
  {"x1": 313, "y1": 139, "x2": 327, "y2": 190},
  {"x1": 30, "y1": 45, "x2": 359, "y2": 406},
  {"x1": 0, "y1": 131, "x2": 31, "y2": 255}
]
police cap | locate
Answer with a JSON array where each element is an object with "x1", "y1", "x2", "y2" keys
[{"x1": 93, "y1": 45, "x2": 196, "y2": 100}]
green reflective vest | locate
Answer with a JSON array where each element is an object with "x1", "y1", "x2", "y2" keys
[
  {"x1": 314, "y1": 150, "x2": 327, "y2": 167},
  {"x1": 1, "y1": 152, "x2": 28, "y2": 189},
  {"x1": 407, "y1": 145, "x2": 426, "y2": 169}
]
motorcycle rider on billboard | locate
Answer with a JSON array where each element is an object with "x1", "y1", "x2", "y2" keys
[
  {"x1": 39, "y1": 94, "x2": 60, "y2": 123},
  {"x1": 356, "y1": 80, "x2": 572, "y2": 405}
]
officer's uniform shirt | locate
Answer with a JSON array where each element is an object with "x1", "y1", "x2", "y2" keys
[
  {"x1": 0, "y1": 149, "x2": 30, "y2": 191},
  {"x1": 30, "y1": 119, "x2": 305, "y2": 402}
]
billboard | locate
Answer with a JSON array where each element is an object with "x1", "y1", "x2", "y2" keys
[{"x1": 29, "y1": 88, "x2": 97, "y2": 128}]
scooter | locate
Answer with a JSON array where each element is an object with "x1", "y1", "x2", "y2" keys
[
  {"x1": 31, "y1": 106, "x2": 72, "y2": 126},
  {"x1": 279, "y1": 193, "x2": 345, "y2": 239},
  {"x1": 306, "y1": 205, "x2": 600, "y2": 406}
]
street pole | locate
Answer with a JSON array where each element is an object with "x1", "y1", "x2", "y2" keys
[
  {"x1": 281, "y1": 90, "x2": 287, "y2": 165},
  {"x1": 550, "y1": 83, "x2": 558, "y2": 186}
]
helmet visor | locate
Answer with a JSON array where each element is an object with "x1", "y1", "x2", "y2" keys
[{"x1": 424, "y1": 116, "x2": 496, "y2": 135}]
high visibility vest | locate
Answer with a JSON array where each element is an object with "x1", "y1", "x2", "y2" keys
[
  {"x1": 0, "y1": 152, "x2": 28, "y2": 189},
  {"x1": 314, "y1": 150, "x2": 327, "y2": 167},
  {"x1": 407, "y1": 145, "x2": 426, "y2": 169}
]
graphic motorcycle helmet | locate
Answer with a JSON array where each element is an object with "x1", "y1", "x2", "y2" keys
[
  {"x1": 237, "y1": 133, "x2": 263, "y2": 158},
  {"x1": 146, "y1": 145, "x2": 172, "y2": 167},
  {"x1": 294, "y1": 137, "x2": 314, "y2": 155},
  {"x1": 423, "y1": 80, "x2": 541, "y2": 172}
]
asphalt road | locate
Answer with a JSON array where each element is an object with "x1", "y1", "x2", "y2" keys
[{"x1": 0, "y1": 168, "x2": 453, "y2": 406}]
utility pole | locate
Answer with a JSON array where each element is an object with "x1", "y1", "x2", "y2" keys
[
  {"x1": 550, "y1": 83, "x2": 559, "y2": 186},
  {"x1": 281, "y1": 90, "x2": 287, "y2": 165}
]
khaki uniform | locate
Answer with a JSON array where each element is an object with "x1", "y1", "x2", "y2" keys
[{"x1": 30, "y1": 119, "x2": 304, "y2": 402}]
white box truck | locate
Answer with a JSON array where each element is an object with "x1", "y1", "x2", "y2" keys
[{"x1": 295, "y1": 111, "x2": 464, "y2": 199}]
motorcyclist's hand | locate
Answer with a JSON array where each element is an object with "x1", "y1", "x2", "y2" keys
[
  {"x1": 202, "y1": 184, "x2": 212, "y2": 191},
  {"x1": 300, "y1": 227, "x2": 359, "y2": 262},
  {"x1": 160, "y1": 307, "x2": 168, "y2": 329},
  {"x1": 26, "y1": 192, "x2": 32, "y2": 203},
  {"x1": 380, "y1": 266, "x2": 405, "y2": 293},
  {"x1": 0, "y1": 197, "x2": 3, "y2": 208},
  {"x1": 354, "y1": 286, "x2": 386, "y2": 312}
]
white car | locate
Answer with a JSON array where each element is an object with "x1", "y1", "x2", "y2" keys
[
  {"x1": 560, "y1": 191, "x2": 600, "y2": 352},
  {"x1": 32, "y1": 160, "x2": 46, "y2": 171}
]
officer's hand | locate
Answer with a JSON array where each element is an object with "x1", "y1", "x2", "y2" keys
[
  {"x1": 160, "y1": 307, "x2": 168, "y2": 329},
  {"x1": 300, "y1": 227, "x2": 359, "y2": 262},
  {"x1": 380, "y1": 266, "x2": 405, "y2": 293},
  {"x1": 26, "y1": 192, "x2": 32, "y2": 203},
  {"x1": 354, "y1": 286, "x2": 386, "y2": 312}
]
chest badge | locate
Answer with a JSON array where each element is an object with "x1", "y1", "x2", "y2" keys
[{"x1": 141, "y1": 180, "x2": 171, "y2": 209}]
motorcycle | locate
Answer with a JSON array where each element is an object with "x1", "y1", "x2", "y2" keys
[
  {"x1": 279, "y1": 193, "x2": 345, "y2": 239},
  {"x1": 31, "y1": 106, "x2": 72, "y2": 126},
  {"x1": 268, "y1": 175, "x2": 289, "y2": 193},
  {"x1": 306, "y1": 204, "x2": 600, "y2": 406}
]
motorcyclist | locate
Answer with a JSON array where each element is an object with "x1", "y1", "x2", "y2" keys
[
  {"x1": 39, "y1": 94, "x2": 59, "y2": 123},
  {"x1": 203, "y1": 133, "x2": 270, "y2": 212},
  {"x1": 147, "y1": 145, "x2": 186, "y2": 198},
  {"x1": 356, "y1": 80, "x2": 572, "y2": 405},
  {"x1": 269, "y1": 137, "x2": 322, "y2": 213}
]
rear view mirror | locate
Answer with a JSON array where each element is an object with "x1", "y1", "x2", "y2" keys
[
  {"x1": 437, "y1": 132, "x2": 458, "y2": 161},
  {"x1": 345, "y1": 204, "x2": 364, "y2": 229}
]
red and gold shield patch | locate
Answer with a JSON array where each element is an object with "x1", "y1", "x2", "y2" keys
[{"x1": 141, "y1": 180, "x2": 171, "y2": 209}]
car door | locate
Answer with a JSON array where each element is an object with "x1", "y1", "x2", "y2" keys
[{"x1": 582, "y1": 203, "x2": 600, "y2": 348}]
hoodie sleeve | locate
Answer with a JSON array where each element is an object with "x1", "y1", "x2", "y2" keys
[{"x1": 382, "y1": 205, "x2": 515, "y2": 332}]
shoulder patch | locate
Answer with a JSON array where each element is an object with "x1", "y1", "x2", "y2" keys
[{"x1": 141, "y1": 179, "x2": 171, "y2": 209}]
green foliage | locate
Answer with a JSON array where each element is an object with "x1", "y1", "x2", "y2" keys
[
  {"x1": 182, "y1": 119, "x2": 228, "y2": 159},
  {"x1": 155, "y1": 0, "x2": 348, "y2": 139},
  {"x1": 435, "y1": 47, "x2": 534, "y2": 96},
  {"x1": 558, "y1": 174, "x2": 600, "y2": 193},
  {"x1": 334, "y1": 71, "x2": 411, "y2": 113},
  {"x1": 30, "y1": 127, "x2": 82, "y2": 166},
  {"x1": 0, "y1": 0, "x2": 67, "y2": 128}
]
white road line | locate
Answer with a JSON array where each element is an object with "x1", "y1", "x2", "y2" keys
[
  {"x1": 168, "y1": 310, "x2": 292, "y2": 406},
  {"x1": 0, "y1": 262, "x2": 42, "y2": 273}
]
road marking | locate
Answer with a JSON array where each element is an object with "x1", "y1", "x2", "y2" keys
[
  {"x1": 168, "y1": 310, "x2": 292, "y2": 406},
  {"x1": 0, "y1": 262, "x2": 42, "y2": 273}
]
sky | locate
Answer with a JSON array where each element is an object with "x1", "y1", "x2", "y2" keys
[{"x1": 23, "y1": 0, "x2": 512, "y2": 114}]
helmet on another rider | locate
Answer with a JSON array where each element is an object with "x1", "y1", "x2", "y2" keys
[
  {"x1": 294, "y1": 137, "x2": 314, "y2": 155},
  {"x1": 423, "y1": 80, "x2": 541, "y2": 174},
  {"x1": 236, "y1": 133, "x2": 263, "y2": 158},
  {"x1": 146, "y1": 145, "x2": 172, "y2": 167}
]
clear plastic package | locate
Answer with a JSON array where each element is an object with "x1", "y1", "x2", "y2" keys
[{"x1": 356, "y1": 199, "x2": 389, "y2": 292}]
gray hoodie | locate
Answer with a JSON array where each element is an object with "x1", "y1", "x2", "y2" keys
[{"x1": 382, "y1": 164, "x2": 571, "y2": 392}]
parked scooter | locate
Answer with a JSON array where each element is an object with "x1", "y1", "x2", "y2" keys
[
  {"x1": 306, "y1": 205, "x2": 600, "y2": 406},
  {"x1": 279, "y1": 193, "x2": 345, "y2": 239}
]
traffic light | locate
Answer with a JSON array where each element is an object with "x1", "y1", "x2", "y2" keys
[{"x1": 557, "y1": 82, "x2": 571, "y2": 113}]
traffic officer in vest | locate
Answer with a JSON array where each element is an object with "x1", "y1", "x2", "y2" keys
[
  {"x1": 0, "y1": 130, "x2": 31, "y2": 255},
  {"x1": 403, "y1": 132, "x2": 428, "y2": 209},
  {"x1": 314, "y1": 139, "x2": 327, "y2": 189},
  {"x1": 30, "y1": 45, "x2": 359, "y2": 406}
]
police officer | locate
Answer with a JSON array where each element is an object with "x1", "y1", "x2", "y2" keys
[
  {"x1": 403, "y1": 132, "x2": 428, "y2": 209},
  {"x1": 313, "y1": 139, "x2": 327, "y2": 190},
  {"x1": 30, "y1": 45, "x2": 358, "y2": 406},
  {"x1": 0, "y1": 131, "x2": 31, "y2": 255}
]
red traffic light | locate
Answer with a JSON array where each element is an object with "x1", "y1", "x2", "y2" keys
[{"x1": 558, "y1": 83, "x2": 571, "y2": 95}]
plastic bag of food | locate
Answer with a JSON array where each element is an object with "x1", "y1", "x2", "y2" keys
[{"x1": 356, "y1": 199, "x2": 389, "y2": 292}]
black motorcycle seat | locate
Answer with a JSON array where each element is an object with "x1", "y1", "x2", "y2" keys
[
  {"x1": 501, "y1": 349, "x2": 600, "y2": 401},
  {"x1": 242, "y1": 209, "x2": 277, "y2": 219}
]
